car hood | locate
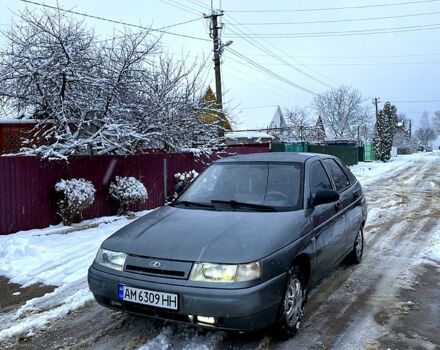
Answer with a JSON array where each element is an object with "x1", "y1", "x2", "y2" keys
[{"x1": 102, "y1": 206, "x2": 311, "y2": 263}]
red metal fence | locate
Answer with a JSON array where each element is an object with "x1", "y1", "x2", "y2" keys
[{"x1": 0, "y1": 145, "x2": 269, "y2": 235}]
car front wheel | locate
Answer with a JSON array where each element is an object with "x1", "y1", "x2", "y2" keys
[
  {"x1": 348, "y1": 227, "x2": 364, "y2": 264},
  {"x1": 274, "y1": 266, "x2": 305, "y2": 339}
]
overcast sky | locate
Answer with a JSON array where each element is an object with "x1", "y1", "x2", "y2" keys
[{"x1": 1, "y1": 0, "x2": 439, "y2": 145}]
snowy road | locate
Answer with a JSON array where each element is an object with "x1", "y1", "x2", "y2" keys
[{"x1": 1, "y1": 152, "x2": 439, "y2": 350}]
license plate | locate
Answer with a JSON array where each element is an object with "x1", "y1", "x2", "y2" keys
[{"x1": 118, "y1": 284, "x2": 178, "y2": 310}]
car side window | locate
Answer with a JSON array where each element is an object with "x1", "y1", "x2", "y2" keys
[
  {"x1": 323, "y1": 159, "x2": 351, "y2": 192},
  {"x1": 309, "y1": 161, "x2": 333, "y2": 194},
  {"x1": 337, "y1": 160, "x2": 357, "y2": 184}
]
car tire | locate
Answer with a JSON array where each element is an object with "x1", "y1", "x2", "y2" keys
[
  {"x1": 273, "y1": 266, "x2": 305, "y2": 339},
  {"x1": 348, "y1": 227, "x2": 364, "y2": 264}
]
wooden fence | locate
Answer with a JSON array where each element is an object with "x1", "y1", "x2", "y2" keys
[{"x1": 0, "y1": 145, "x2": 269, "y2": 235}]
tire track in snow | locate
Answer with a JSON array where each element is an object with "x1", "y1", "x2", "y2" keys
[{"x1": 273, "y1": 154, "x2": 440, "y2": 350}]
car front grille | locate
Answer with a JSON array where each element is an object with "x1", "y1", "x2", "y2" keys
[{"x1": 124, "y1": 255, "x2": 192, "y2": 279}]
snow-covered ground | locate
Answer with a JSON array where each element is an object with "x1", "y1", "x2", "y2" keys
[
  {"x1": 0, "y1": 151, "x2": 439, "y2": 349},
  {"x1": 0, "y1": 211, "x2": 151, "y2": 340}
]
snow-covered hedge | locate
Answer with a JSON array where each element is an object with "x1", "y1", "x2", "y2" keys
[
  {"x1": 174, "y1": 170, "x2": 199, "y2": 186},
  {"x1": 55, "y1": 178, "x2": 96, "y2": 226},
  {"x1": 109, "y1": 176, "x2": 148, "y2": 215}
]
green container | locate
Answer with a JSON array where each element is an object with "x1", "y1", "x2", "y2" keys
[
  {"x1": 308, "y1": 145, "x2": 358, "y2": 166},
  {"x1": 364, "y1": 143, "x2": 375, "y2": 161},
  {"x1": 358, "y1": 146, "x2": 365, "y2": 162},
  {"x1": 285, "y1": 142, "x2": 308, "y2": 152},
  {"x1": 270, "y1": 143, "x2": 285, "y2": 152}
]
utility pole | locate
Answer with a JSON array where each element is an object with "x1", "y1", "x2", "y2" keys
[
  {"x1": 372, "y1": 97, "x2": 380, "y2": 135},
  {"x1": 373, "y1": 97, "x2": 380, "y2": 119},
  {"x1": 205, "y1": 10, "x2": 226, "y2": 137}
]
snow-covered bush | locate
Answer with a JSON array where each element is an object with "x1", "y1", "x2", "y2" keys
[
  {"x1": 55, "y1": 178, "x2": 96, "y2": 226},
  {"x1": 174, "y1": 170, "x2": 199, "y2": 187},
  {"x1": 109, "y1": 176, "x2": 148, "y2": 215}
]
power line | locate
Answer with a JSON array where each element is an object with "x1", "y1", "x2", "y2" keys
[
  {"x1": 18, "y1": 0, "x2": 210, "y2": 42},
  {"x1": 249, "y1": 61, "x2": 440, "y2": 66},
  {"x1": 227, "y1": 0, "x2": 440, "y2": 13},
  {"x1": 184, "y1": 0, "x2": 211, "y2": 11},
  {"x1": 156, "y1": 0, "x2": 201, "y2": 16},
  {"x1": 158, "y1": 17, "x2": 205, "y2": 30},
  {"x1": 225, "y1": 60, "x2": 304, "y2": 101},
  {"x1": 391, "y1": 99, "x2": 440, "y2": 103},
  {"x1": 228, "y1": 10, "x2": 440, "y2": 26},
  {"x1": 223, "y1": 23, "x2": 440, "y2": 38},
  {"x1": 224, "y1": 17, "x2": 336, "y2": 88},
  {"x1": 245, "y1": 52, "x2": 440, "y2": 59},
  {"x1": 226, "y1": 47, "x2": 316, "y2": 95}
]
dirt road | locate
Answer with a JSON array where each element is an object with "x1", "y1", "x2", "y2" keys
[{"x1": 1, "y1": 153, "x2": 439, "y2": 350}]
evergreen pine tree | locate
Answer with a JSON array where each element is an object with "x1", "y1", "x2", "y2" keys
[
  {"x1": 373, "y1": 102, "x2": 397, "y2": 161},
  {"x1": 315, "y1": 115, "x2": 326, "y2": 142}
]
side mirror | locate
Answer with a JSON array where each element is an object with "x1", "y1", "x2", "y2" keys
[
  {"x1": 174, "y1": 183, "x2": 184, "y2": 195},
  {"x1": 313, "y1": 189, "x2": 339, "y2": 206}
]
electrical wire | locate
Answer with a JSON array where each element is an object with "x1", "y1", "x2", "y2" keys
[
  {"x1": 390, "y1": 99, "x2": 440, "y2": 103},
  {"x1": 230, "y1": 10, "x2": 440, "y2": 26},
  {"x1": 184, "y1": 0, "x2": 211, "y2": 12},
  {"x1": 226, "y1": 47, "x2": 316, "y2": 95},
  {"x1": 158, "y1": 17, "x2": 205, "y2": 30},
  {"x1": 224, "y1": 16, "x2": 338, "y2": 87},
  {"x1": 18, "y1": 0, "x2": 210, "y2": 42},
  {"x1": 156, "y1": 0, "x2": 201, "y2": 16},
  {"x1": 245, "y1": 52, "x2": 440, "y2": 59},
  {"x1": 247, "y1": 61, "x2": 440, "y2": 66},
  {"x1": 223, "y1": 23, "x2": 334, "y2": 88},
  {"x1": 226, "y1": 0, "x2": 440, "y2": 13},
  {"x1": 225, "y1": 60, "x2": 304, "y2": 101},
  {"x1": 223, "y1": 23, "x2": 440, "y2": 38}
]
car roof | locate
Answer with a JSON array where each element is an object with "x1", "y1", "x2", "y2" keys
[{"x1": 215, "y1": 152, "x2": 336, "y2": 163}]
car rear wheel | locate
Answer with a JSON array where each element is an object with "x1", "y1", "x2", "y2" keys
[
  {"x1": 348, "y1": 227, "x2": 364, "y2": 264},
  {"x1": 274, "y1": 266, "x2": 305, "y2": 339}
]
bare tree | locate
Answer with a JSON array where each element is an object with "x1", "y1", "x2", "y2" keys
[
  {"x1": 270, "y1": 107, "x2": 314, "y2": 142},
  {"x1": 415, "y1": 127, "x2": 437, "y2": 146},
  {"x1": 312, "y1": 85, "x2": 373, "y2": 141},
  {"x1": 432, "y1": 110, "x2": 440, "y2": 134},
  {"x1": 393, "y1": 113, "x2": 417, "y2": 153},
  {"x1": 0, "y1": 7, "x2": 223, "y2": 159}
]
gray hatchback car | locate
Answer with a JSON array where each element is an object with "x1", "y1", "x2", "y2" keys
[{"x1": 88, "y1": 152, "x2": 367, "y2": 337}]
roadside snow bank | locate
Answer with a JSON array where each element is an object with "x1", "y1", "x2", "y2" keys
[
  {"x1": 422, "y1": 225, "x2": 440, "y2": 263},
  {"x1": 0, "y1": 210, "x2": 151, "y2": 341},
  {"x1": 0, "y1": 212, "x2": 149, "y2": 287},
  {"x1": 350, "y1": 152, "x2": 431, "y2": 186}
]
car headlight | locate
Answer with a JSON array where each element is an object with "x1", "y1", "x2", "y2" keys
[
  {"x1": 189, "y1": 261, "x2": 260, "y2": 282},
  {"x1": 94, "y1": 248, "x2": 127, "y2": 271}
]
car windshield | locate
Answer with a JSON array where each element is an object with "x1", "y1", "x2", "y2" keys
[{"x1": 175, "y1": 162, "x2": 303, "y2": 211}]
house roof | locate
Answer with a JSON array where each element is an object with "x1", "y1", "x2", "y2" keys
[
  {"x1": 225, "y1": 131, "x2": 274, "y2": 140},
  {"x1": 268, "y1": 105, "x2": 286, "y2": 129},
  {"x1": 200, "y1": 86, "x2": 232, "y2": 130}
]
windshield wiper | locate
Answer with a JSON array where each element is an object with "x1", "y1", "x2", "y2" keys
[
  {"x1": 210, "y1": 199, "x2": 277, "y2": 211},
  {"x1": 172, "y1": 200, "x2": 214, "y2": 209}
]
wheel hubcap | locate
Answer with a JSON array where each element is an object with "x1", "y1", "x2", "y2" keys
[
  {"x1": 355, "y1": 230, "x2": 363, "y2": 258},
  {"x1": 284, "y1": 278, "x2": 303, "y2": 327}
]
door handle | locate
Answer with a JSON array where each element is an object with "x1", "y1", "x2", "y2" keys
[
  {"x1": 334, "y1": 201, "x2": 343, "y2": 211},
  {"x1": 353, "y1": 190, "x2": 359, "y2": 198}
]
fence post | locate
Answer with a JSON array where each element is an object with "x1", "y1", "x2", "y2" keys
[{"x1": 163, "y1": 157, "x2": 168, "y2": 204}]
